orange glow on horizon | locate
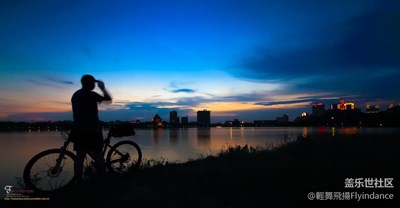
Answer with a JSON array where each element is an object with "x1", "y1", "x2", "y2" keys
[
  {"x1": 194, "y1": 101, "x2": 311, "y2": 113},
  {"x1": 0, "y1": 100, "x2": 70, "y2": 119}
]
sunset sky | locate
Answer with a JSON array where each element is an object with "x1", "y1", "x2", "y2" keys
[{"x1": 1, "y1": 0, "x2": 399, "y2": 122}]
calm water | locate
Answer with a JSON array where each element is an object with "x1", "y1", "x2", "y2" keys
[{"x1": 1, "y1": 127, "x2": 399, "y2": 198}]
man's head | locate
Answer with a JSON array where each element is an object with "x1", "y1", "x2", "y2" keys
[{"x1": 81, "y1": 74, "x2": 97, "y2": 90}]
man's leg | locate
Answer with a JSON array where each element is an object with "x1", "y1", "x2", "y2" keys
[
  {"x1": 91, "y1": 147, "x2": 106, "y2": 176},
  {"x1": 74, "y1": 150, "x2": 87, "y2": 183}
]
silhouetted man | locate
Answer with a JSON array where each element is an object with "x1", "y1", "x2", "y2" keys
[{"x1": 71, "y1": 74, "x2": 112, "y2": 183}]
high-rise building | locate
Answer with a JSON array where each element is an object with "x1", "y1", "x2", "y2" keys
[
  {"x1": 169, "y1": 111, "x2": 179, "y2": 125},
  {"x1": 312, "y1": 102, "x2": 325, "y2": 116},
  {"x1": 197, "y1": 109, "x2": 211, "y2": 126}
]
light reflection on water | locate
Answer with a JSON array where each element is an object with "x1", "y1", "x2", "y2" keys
[
  {"x1": 302, "y1": 126, "x2": 359, "y2": 138},
  {"x1": 1, "y1": 127, "x2": 399, "y2": 197},
  {"x1": 134, "y1": 127, "x2": 301, "y2": 163}
]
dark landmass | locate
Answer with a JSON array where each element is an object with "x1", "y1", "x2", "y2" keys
[
  {"x1": 6, "y1": 131, "x2": 399, "y2": 208},
  {"x1": 295, "y1": 106, "x2": 400, "y2": 127}
]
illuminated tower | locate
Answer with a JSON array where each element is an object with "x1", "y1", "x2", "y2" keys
[
  {"x1": 152, "y1": 114, "x2": 163, "y2": 127},
  {"x1": 339, "y1": 99, "x2": 345, "y2": 110}
]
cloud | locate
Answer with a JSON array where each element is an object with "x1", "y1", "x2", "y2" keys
[
  {"x1": 256, "y1": 99, "x2": 314, "y2": 107},
  {"x1": 239, "y1": 11, "x2": 400, "y2": 77},
  {"x1": 234, "y1": 8, "x2": 400, "y2": 101},
  {"x1": 172, "y1": 88, "x2": 196, "y2": 93},
  {"x1": 104, "y1": 101, "x2": 193, "y2": 121},
  {"x1": 4, "y1": 111, "x2": 72, "y2": 122},
  {"x1": 166, "y1": 81, "x2": 196, "y2": 93},
  {"x1": 26, "y1": 79, "x2": 63, "y2": 89},
  {"x1": 47, "y1": 78, "x2": 74, "y2": 85},
  {"x1": 26, "y1": 77, "x2": 74, "y2": 89},
  {"x1": 124, "y1": 98, "x2": 207, "y2": 111}
]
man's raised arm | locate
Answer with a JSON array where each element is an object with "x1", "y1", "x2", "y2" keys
[{"x1": 97, "y1": 80, "x2": 112, "y2": 101}]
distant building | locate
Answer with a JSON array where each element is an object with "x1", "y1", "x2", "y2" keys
[
  {"x1": 224, "y1": 120, "x2": 233, "y2": 127},
  {"x1": 339, "y1": 99, "x2": 345, "y2": 110},
  {"x1": 197, "y1": 109, "x2": 211, "y2": 126},
  {"x1": 224, "y1": 119, "x2": 242, "y2": 127},
  {"x1": 387, "y1": 104, "x2": 400, "y2": 113},
  {"x1": 330, "y1": 99, "x2": 355, "y2": 111},
  {"x1": 181, "y1": 116, "x2": 188, "y2": 125},
  {"x1": 169, "y1": 111, "x2": 179, "y2": 125},
  {"x1": 253, "y1": 120, "x2": 276, "y2": 127},
  {"x1": 232, "y1": 119, "x2": 242, "y2": 127},
  {"x1": 312, "y1": 102, "x2": 325, "y2": 116},
  {"x1": 276, "y1": 114, "x2": 289, "y2": 122},
  {"x1": 344, "y1": 102, "x2": 355, "y2": 110},
  {"x1": 151, "y1": 113, "x2": 163, "y2": 128},
  {"x1": 366, "y1": 105, "x2": 380, "y2": 113},
  {"x1": 330, "y1": 104, "x2": 338, "y2": 110}
]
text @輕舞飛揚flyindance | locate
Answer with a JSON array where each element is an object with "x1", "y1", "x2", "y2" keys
[{"x1": 308, "y1": 178, "x2": 394, "y2": 201}]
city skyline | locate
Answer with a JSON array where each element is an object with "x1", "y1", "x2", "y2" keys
[{"x1": 1, "y1": 0, "x2": 399, "y2": 123}]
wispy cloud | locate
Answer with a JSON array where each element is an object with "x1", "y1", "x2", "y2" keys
[
  {"x1": 47, "y1": 78, "x2": 74, "y2": 85},
  {"x1": 172, "y1": 88, "x2": 196, "y2": 93},
  {"x1": 26, "y1": 79, "x2": 63, "y2": 89},
  {"x1": 166, "y1": 81, "x2": 196, "y2": 94},
  {"x1": 27, "y1": 77, "x2": 74, "y2": 89},
  {"x1": 255, "y1": 99, "x2": 314, "y2": 107}
]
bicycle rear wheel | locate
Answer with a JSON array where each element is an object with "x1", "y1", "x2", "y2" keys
[
  {"x1": 23, "y1": 149, "x2": 77, "y2": 193},
  {"x1": 106, "y1": 141, "x2": 142, "y2": 175}
]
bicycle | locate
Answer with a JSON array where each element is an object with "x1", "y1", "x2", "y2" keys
[{"x1": 23, "y1": 123, "x2": 142, "y2": 193}]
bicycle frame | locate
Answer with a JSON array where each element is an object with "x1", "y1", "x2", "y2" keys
[
  {"x1": 102, "y1": 131, "x2": 113, "y2": 156},
  {"x1": 55, "y1": 128, "x2": 137, "y2": 171},
  {"x1": 53, "y1": 139, "x2": 71, "y2": 174},
  {"x1": 52, "y1": 130, "x2": 110, "y2": 171}
]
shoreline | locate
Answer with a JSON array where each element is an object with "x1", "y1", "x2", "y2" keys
[
  {"x1": 8, "y1": 132, "x2": 399, "y2": 207},
  {"x1": 1, "y1": 125, "x2": 400, "y2": 133},
  {"x1": 2, "y1": 118, "x2": 400, "y2": 132}
]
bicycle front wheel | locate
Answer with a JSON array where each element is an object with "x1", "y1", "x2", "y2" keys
[
  {"x1": 106, "y1": 141, "x2": 142, "y2": 175},
  {"x1": 23, "y1": 149, "x2": 77, "y2": 193}
]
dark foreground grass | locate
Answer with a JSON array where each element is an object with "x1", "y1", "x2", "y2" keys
[{"x1": 6, "y1": 132, "x2": 400, "y2": 208}]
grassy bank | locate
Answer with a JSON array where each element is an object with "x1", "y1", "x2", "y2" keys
[{"x1": 10, "y1": 132, "x2": 400, "y2": 207}]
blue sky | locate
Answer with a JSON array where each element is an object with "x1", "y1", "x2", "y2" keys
[{"x1": 1, "y1": 0, "x2": 399, "y2": 122}]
